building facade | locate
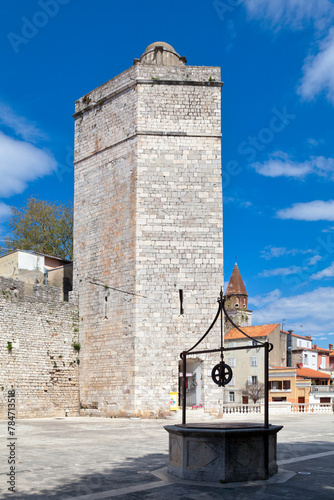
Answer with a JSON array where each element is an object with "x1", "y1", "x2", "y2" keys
[
  {"x1": 73, "y1": 42, "x2": 224, "y2": 417},
  {"x1": 223, "y1": 323, "x2": 286, "y2": 404},
  {"x1": 268, "y1": 367, "x2": 310, "y2": 404},
  {"x1": 0, "y1": 249, "x2": 72, "y2": 299}
]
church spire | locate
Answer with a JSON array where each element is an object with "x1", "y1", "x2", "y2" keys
[
  {"x1": 224, "y1": 262, "x2": 252, "y2": 333},
  {"x1": 225, "y1": 262, "x2": 247, "y2": 297}
]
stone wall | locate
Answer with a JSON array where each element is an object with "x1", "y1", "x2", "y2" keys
[
  {"x1": 0, "y1": 277, "x2": 79, "y2": 418},
  {"x1": 73, "y1": 51, "x2": 224, "y2": 417},
  {"x1": 224, "y1": 309, "x2": 252, "y2": 333}
]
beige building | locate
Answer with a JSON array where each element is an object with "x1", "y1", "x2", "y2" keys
[
  {"x1": 224, "y1": 323, "x2": 287, "y2": 404},
  {"x1": 269, "y1": 367, "x2": 310, "y2": 404},
  {"x1": 269, "y1": 366, "x2": 332, "y2": 405},
  {"x1": 0, "y1": 250, "x2": 72, "y2": 300}
]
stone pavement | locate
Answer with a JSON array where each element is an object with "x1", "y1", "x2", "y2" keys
[{"x1": 1, "y1": 412, "x2": 334, "y2": 499}]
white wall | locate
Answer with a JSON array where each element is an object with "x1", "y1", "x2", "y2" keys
[
  {"x1": 294, "y1": 337, "x2": 312, "y2": 349},
  {"x1": 319, "y1": 355, "x2": 327, "y2": 369},
  {"x1": 302, "y1": 350, "x2": 318, "y2": 369},
  {"x1": 18, "y1": 252, "x2": 44, "y2": 272}
]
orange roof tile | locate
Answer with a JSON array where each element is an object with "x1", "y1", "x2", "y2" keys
[
  {"x1": 225, "y1": 323, "x2": 280, "y2": 340},
  {"x1": 270, "y1": 366, "x2": 294, "y2": 369},
  {"x1": 293, "y1": 347, "x2": 319, "y2": 352},
  {"x1": 292, "y1": 333, "x2": 313, "y2": 340},
  {"x1": 269, "y1": 366, "x2": 296, "y2": 371},
  {"x1": 296, "y1": 368, "x2": 330, "y2": 379}
]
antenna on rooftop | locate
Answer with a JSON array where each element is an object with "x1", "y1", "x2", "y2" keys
[{"x1": 281, "y1": 319, "x2": 286, "y2": 331}]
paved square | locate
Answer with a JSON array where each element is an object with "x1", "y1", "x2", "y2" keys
[{"x1": 1, "y1": 413, "x2": 334, "y2": 499}]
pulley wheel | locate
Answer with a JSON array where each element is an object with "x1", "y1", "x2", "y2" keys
[{"x1": 211, "y1": 362, "x2": 233, "y2": 387}]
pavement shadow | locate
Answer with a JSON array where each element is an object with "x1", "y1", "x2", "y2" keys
[
  {"x1": 2, "y1": 440, "x2": 334, "y2": 500},
  {"x1": 2, "y1": 452, "x2": 167, "y2": 500}
]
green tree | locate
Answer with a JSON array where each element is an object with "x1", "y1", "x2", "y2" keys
[{"x1": 4, "y1": 196, "x2": 73, "y2": 260}]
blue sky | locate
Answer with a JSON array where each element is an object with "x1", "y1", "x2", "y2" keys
[{"x1": 1, "y1": 0, "x2": 334, "y2": 346}]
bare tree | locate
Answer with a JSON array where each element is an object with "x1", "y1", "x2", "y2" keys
[{"x1": 242, "y1": 381, "x2": 265, "y2": 403}]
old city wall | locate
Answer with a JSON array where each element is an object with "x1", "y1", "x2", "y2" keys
[{"x1": 0, "y1": 277, "x2": 79, "y2": 418}]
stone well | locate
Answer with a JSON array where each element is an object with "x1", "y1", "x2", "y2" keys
[{"x1": 165, "y1": 422, "x2": 283, "y2": 483}]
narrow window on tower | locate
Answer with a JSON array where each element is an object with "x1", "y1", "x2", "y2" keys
[
  {"x1": 104, "y1": 295, "x2": 108, "y2": 319},
  {"x1": 179, "y1": 289, "x2": 184, "y2": 315}
]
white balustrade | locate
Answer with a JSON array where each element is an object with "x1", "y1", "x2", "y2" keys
[
  {"x1": 222, "y1": 403, "x2": 333, "y2": 414},
  {"x1": 291, "y1": 403, "x2": 332, "y2": 413},
  {"x1": 223, "y1": 404, "x2": 261, "y2": 414}
]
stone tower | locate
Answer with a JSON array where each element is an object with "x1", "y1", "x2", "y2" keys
[
  {"x1": 224, "y1": 263, "x2": 252, "y2": 333},
  {"x1": 73, "y1": 42, "x2": 223, "y2": 417}
]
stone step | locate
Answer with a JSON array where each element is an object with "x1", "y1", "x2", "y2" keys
[{"x1": 166, "y1": 408, "x2": 215, "y2": 422}]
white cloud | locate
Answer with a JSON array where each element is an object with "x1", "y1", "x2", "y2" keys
[
  {"x1": 243, "y1": 0, "x2": 334, "y2": 31},
  {"x1": 223, "y1": 197, "x2": 252, "y2": 208},
  {"x1": 307, "y1": 138, "x2": 319, "y2": 147},
  {"x1": 260, "y1": 245, "x2": 314, "y2": 259},
  {"x1": 0, "y1": 103, "x2": 46, "y2": 143},
  {"x1": 252, "y1": 151, "x2": 334, "y2": 180},
  {"x1": 322, "y1": 226, "x2": 334, "y2": 233},
  {"x1": 241, "y1": 200, "x2": 252, "y2": 208},
  {"x1": 250, "y1": 289, "x2": 282, "y2": 308},
  {"x1": 310, "y1": 262, "x2": 334, "y2": 280},
  {"x1": 242, "y1": 2, "x2": 334, "y2": 106},
  {"x1": 298, "y1": 29, "x2": 334, "y2": 104},
  {"x1": 259, "y1": 266, "x2": 303, "y2": 277},
  {"x1": 260, "y1": 255, "x2": 322, "y2": 279},
  {"x1": 307, "y1": 254, "x2": 322, "y2": 266},
  {"x1": 0, "y1": 132, "x2": 56, "y2": 197},
  {"x1": 277, "y1": 200, "x2": 334, "y2": 221},
  {"x1": 0, "y1": 202, "x2": 11, "y2": 220},
  {"x1": 261, "y1": 247, "x2": 289, "y2": 259},
  {"x1": 252, "y1": 286, "x2": 334, "y2": 335}
]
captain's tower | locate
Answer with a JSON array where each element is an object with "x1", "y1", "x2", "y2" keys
[{"x1": 73, "y1": 42, "x2": 223, "y2": 416}]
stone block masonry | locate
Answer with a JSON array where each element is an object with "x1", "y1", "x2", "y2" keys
[
  {"x1": 73, "y1": 42, "x2": 224, "y2": 417},
  {"x1": 0, "y1": 277, "x2": 79, "y2": 418}
]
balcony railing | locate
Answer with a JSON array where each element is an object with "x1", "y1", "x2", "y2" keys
[{"x1": 310, "y1": 385, "x2": 334, "y2": 393}]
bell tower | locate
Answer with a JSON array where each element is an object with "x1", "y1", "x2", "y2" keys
[{"x1": 224, "y1": 262, "x2": 252, "y2": 332}]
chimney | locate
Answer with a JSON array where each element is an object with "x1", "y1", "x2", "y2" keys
[
  {"x1": 287, "y1": 330, "x2": 293, "y2": 367},
  {"x1": 329, "y1": 344, "x2": 333, "y2": 351},
  {"x1": 313, "y1": 344, "x2": 317, "y2": 350}
]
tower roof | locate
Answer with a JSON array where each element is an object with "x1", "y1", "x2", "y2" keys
[
  {"x1": 137, "y1": 41, "x2": 187, "y2": 66},
  {"x1": 143, "y1": 41, "x2": 177, "y2": 54},
  {"x1": 225, "y1": 263, "x2": 248, "y2": 296}
]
